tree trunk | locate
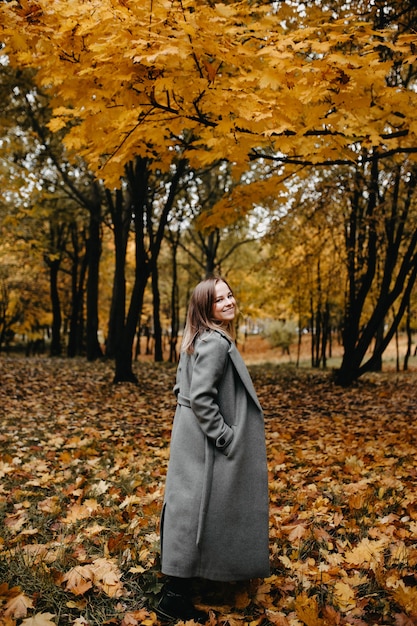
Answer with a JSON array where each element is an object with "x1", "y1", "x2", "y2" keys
[
  {"x1": 368, "y1": 320, "x2": 384, "y2": 373},
  {"x1": 67, "y1": 257, "x2": 80, "y2": 358},
  {"x1": 48, "y1": 258, "x2": 62, "y2": 356},
  {"x1": 321, "y1": 301, "x2": 330, "y2": 368},
  {"x1": 309, "y1": 294, "x2": 314, "y2": 367},
  {"x1": 113, "y1": 156, "x2": 187, "y2": 383},
  {"x1": 152, "y1": 263, "x2": 163, "y2": 362},
  {"x1": 105, "y1": 188, "x2": 131, "y2": 359},
  {"x1": 335, "y1": 156, "x2": 380, "y2": 385},
  {"x1": 86, "y1": 192, "x2": 103, "y2": 361},
  {"x1": 114, "y1": 273, "x2": 148, "y2": 383},
  {"x1": 335, "y1": 162, "x2": 417, "y2": 386},
  {"x1": 0, "y1": 283, "x2": 9, "y2": 354},
  {"x1": 204, "y1": 229, "x2": 220, "y2": 275},
  {"x1": 169, "y1": 238, "x2": 179, "y2": 363},
  {"x1": 67, "y1": 222, "x2": 89, "y2": 358},
  {"x1": 113, "y1": 158, "x2": 149, "y2": 383},
  {"x1": 404, "y1": 302, "x2": 412, "y2": 371}
]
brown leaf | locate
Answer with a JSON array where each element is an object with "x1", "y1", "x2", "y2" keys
[{"x1": 4, "y1": 593, "x2": 34, "y2": 619}]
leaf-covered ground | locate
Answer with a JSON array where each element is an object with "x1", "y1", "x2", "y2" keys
[{"x1": 0, "y1": 357, "x2": 416, "y2": 626}]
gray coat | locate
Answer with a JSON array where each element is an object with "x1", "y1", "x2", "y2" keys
[{"x1": 160, "y1": 329, "x2": 270, "y2": 582}]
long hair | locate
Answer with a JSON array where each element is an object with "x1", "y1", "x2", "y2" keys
[{"x1": 181, "y1": 276, "x2": 236, "y2": 354}]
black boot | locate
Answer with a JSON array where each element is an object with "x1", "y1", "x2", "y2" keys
[{"x1": 156, "y1": 577, "x2": 208, "y2": 623}]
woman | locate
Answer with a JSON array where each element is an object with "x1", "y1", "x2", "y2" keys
[{"x1": 157, "y1": 276, "x2": 270, "y2": 623}]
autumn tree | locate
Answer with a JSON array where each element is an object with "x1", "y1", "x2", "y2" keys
[
  {"x1": 335, "y1": 156, "x2": 417, "y2": 385},
  {"x1": 107, "y1": 156, "x2": 187, "y2": 382},
  {"x1": 2, "y1": 0, "x2": 417, "y2": 383},
  {"x1": 0, "y1": 264, "x2": 24, "y2": 352},
  {"x1": 261, "y1": 167, "x2": 346, "y2": 368},
  {"x1": 0, "y1": 62, "x2": 104, "y2": 358},
  {"x1": 4, "y1": 1, "x2": 416, "y2": 187}
]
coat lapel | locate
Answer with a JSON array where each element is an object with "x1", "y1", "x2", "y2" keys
[{"x1": 227, "y1": 341, "x2": 263, "y2": 412}]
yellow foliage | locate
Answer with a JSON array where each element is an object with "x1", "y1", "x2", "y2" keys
[
  {"x1": 1, "y1": 1, "x2": 416, "y2": 187},
  {"x1": 344, "y1": 537, "x2": 390, "y2": 570},
  {"x1": 294, "y1": 593, "x2": 325, "y2": 626},
  {"x1": 332, "y1": 581, "x2": 356, "y2": 613},
  {"x1": 391, "y1": 581, "x2": 417, "y2": 616}
]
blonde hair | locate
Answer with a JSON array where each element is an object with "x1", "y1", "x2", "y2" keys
[{"x1": 181, "y1": 276, "x2": 236, "y2": 354}]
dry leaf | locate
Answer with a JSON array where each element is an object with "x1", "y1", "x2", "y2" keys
[
  {"x1": 20, "y1": 613, "x2": 56, "y2": 626},
  {"x1": 4, "y1": 593, "x2": 34, "y2": 619}
]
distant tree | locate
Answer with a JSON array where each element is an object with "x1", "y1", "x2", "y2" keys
[{"x1": 0, "y1": 63, "x2": 104, "y2": 359}]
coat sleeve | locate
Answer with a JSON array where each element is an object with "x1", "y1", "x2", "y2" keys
[{"x1": 189, "y1": 332, "x2": 234, "y2": 454}]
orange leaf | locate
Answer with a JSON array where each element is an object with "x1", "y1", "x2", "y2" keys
[
  {"x1": 295, "y1": 593, "x2": 325, "y2": 626},
  {"x1": 392, "y1": 582, "x2": 417, "y2": 617},
  {"x1": 344, "y1": 538, "x2": 389, "y2": 569},
  {"x1": 234, "y1": 590, "x2": 251, "y2": 609}
]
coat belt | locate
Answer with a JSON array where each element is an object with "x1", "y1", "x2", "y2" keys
[{"x1": 177, "y1": 393, "x2": 191, "y2": 407}]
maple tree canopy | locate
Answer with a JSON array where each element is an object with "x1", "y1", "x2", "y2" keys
[{"x1": 1, "y1": 1, "x2": 417, "y2": 188}]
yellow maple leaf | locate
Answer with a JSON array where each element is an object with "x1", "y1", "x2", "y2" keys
[
  {"x1": 19, "y1": 543, "x2": 59, "y2": 566},
  {"x1": 409, "y1": 521, "x2": 417, "y2": 537},
  {"x1": 47, "y1": 117, "x2": 68, "y2": 132},
  {"x1": 214, "y1": 4, "x2": 236, "y2": 18},
  {"x1": 295, "y1": 593, "x2": 325, "y2": 626},
  {"x1": 344, "y1": 538, "x2": 389, "y2": 569},
  {"x1": 392, "y1": 582, "x2": 417, "y2": 616},
  {"x1": 0, "y1": 582, "x2": 21, "y2": 600},
  {"x1": 332, "y1": 581, "x2": 356, "y2": 613}
]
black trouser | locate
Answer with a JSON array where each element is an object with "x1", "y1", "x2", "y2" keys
[{"x1": 165, "y1": 576, "x2": 193, "y2": 596}]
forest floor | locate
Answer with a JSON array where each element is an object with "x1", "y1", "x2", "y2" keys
[{"x1": 0, "y1": 343, "x2": 416, "y2": 626}]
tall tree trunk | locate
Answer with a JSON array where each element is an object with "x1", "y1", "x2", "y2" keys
[
  {"x1": 335, "y1": 156, "x2": 380, "y2": 385},
  {"x1": 169, "y1": 238, "x2": 179, "y2": 363},
  {"x1": 336, "y1": 162, "x2": 417, "y2": 386},
  {"x1": 313, "y1": 307, "x2": 322, "y2": 367},
  {"x1": 86, "y1": 191, "x2": 103, "y2": 361},
  {"x1": 114, "y1": 156, "x2": 187, "y2": 383},
  {"x1": 67, "y1": 267, "x2": 80, "y2": 358},
  {"x1": 204, "y1": 229, "x2": 220, "y2": 275},
  {"x1": 321, "y1": 301, "x2": 330, "y2": 368},
  {"x1": 309, "y1": 294, "x2": 314, "y2": 367},
  {"x1": 368, "y1": 320, "x2": 384, "y2": 372},
  {"x1": 404, "y1": 301, "x2": 412, "y2": 371},
  {"x1": 105, "y1": 188, "x2": 131, "y2": 359},
  {"x1": 67, "y1": 223, "x2": 88, "y2": 358},
  {"x1": 114, "y1": 158, "x2": 149, "y2": 383},
  {"x1": 48, "y1": 258, "x2": 62, "y2": 356},
  {"x1": 152, "y1": 263, "x2": 163, "y2": 362}
]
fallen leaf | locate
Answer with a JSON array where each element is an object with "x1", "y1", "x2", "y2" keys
[
  {"x1": 4, "y1": 593, "x2": 34, "y2": 619},
  {"x1": 20, "y1": 613, "x2": 56, "y2": 626}
]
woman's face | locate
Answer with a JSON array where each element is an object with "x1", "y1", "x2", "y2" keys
[{"x1": 212, "y1": 280, "x2": 236, "y2": 323}]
